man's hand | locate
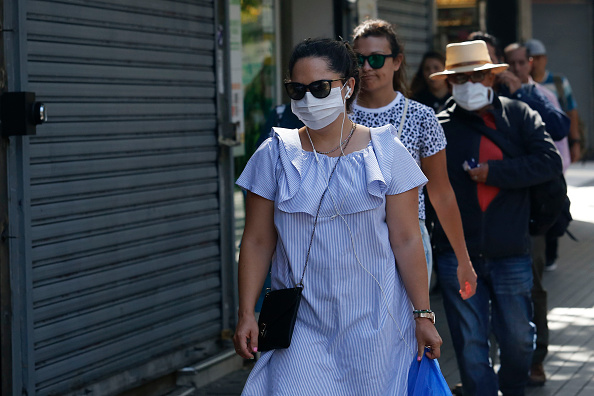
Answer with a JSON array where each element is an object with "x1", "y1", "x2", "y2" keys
[
  {"x1": 496, "y1": 71, "x2": 522, "y2": 94},
  {"x1": 567, "y1": 110, "x2": 582, "y2": 163},
  {"x1": 570, "y1": 141, "x2": 582, "y2": 163},
  {"x1": 467, "y1": 162, "x2": 489, "y2": 183}
]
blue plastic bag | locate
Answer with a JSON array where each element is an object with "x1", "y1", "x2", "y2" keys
[{"x1": 407, "y1": 352, "x2": 451, "y2": 396}]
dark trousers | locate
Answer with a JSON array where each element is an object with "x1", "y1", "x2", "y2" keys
[
  {"x1": 531, "y1": 235, "x2": 549, "y2": 365},
  {"x1": 545, "y1": 232, "x2": 559, "y2": 265},
  {"x1": 437, "y1": 252, "x2": 534, "y2": 396}
]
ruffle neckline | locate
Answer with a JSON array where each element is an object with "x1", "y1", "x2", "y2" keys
[{"x1": 273, "y1": 125, "x2": 399, "y2": 216}]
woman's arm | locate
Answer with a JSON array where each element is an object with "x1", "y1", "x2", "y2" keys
[
  {"x1": 386, "y1": 189, "x2": 442, "y2": 360},
  {"x1": 233, "y1": 191, "x2": 277, "y2": 359},
  {"x1": 422, "y1": 150, "x2": 477, "y2": 299}
]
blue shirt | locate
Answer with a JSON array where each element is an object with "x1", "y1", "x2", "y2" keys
[{"x1": 540, "y1": 71, "x2": 577, "y2": 111}]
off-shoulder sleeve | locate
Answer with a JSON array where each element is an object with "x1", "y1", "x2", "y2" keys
[
  {"x1": 370, "y1": 125, "x2": 428, "y2": 196},
  {"x1": 235, "y1": 136, "x2": 280, "y2": 201}
]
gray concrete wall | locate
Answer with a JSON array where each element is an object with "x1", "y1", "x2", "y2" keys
[
  {"x1": 532, "y1": 1, "x2": 594, "y2": 155},
  {"x1": 291, "y1": 0, "x2": 336, "y2": 45}
]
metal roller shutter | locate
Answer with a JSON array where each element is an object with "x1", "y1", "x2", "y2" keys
[
  {"x1": 377, "y1": 0, "x2": 432, "y2": 80},
  {"x1": 20, "y1": 0, "x2": 222, "y2": 394}
]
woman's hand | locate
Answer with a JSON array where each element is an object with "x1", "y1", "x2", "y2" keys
[
  {"x1": 415, "y1": 318, "x2": 443, "y2": 360},
  {"x1": 233, "y1": 312, "x2": 259, "y2": 359},
  {"x1": 457, "y1": 259, "x2": 477, "y2": 300}
]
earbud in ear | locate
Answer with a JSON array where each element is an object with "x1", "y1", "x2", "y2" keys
[{"x1": 345, "y1": 86, "x2": 351, "y2": 98}]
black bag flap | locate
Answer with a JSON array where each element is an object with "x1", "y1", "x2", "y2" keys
[{"x1": 258, "y1": 287, "x2": 303, "y2": 328}]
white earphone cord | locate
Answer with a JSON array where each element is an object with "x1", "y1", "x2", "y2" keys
[
  {"x1": 308, "y1": 83, "x2": 355, "y2": 212},
  {"x1": 325, "y1": 179, "x2": 413, "y2": 355},
  {"x1": 311, "y1": 83, "x2": 412, "y2": 354}
]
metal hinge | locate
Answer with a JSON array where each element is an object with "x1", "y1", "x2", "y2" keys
[
  {"x1": 220, "y1": 328, "x2": 233, "y2": 340},
  {"x1": 1, "y1": 226, "x2": 15, "y2": 243},
  {"x1": 218, "y1": 122, "x2": 241, "y2": 147}
]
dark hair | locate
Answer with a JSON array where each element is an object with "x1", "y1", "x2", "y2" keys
[
  {"x1": 352, "y1": 19, "x2": 408, "y2": 97},
  {"x1": 410, "y1": 51, "x2": 446, "y2": 98},
  {"x1": 287, "y1": 38, "x2": 360, "y2": 112},
  {"x1": 468, "y1": 31, "x2": 504, "y2": 63}
]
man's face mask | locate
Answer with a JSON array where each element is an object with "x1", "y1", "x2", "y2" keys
[{"x1": 451, "y1": 81, "x2": 493, "y2": 111}]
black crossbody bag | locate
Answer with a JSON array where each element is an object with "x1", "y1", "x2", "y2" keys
[{"x1": 257, "y1": 155, "x2": 342, "y2": 351}]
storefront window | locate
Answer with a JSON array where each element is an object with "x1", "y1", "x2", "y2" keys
[
  {"x1": 236, "y1": 0, "x2": 278, "y2": 174},
  {"x1": 234, "y1": 0, "x2": 278, "y2": 257},
  {"x1": 436, "y1": 0, "x2": 483, "y2": 44}
]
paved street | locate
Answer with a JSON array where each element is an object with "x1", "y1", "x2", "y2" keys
[{"x1": 199, "y1": 161, "x2": 594, "y2": 396}]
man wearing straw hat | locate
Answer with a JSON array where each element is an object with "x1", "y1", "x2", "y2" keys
[{"x1": 429, "y1": 40, "x2": 562, "y2": 396}]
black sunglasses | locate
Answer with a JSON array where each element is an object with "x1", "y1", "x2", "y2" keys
[
  {"x1": 284, "y1": 79, "x2": 344, "y2": 100},
  {"x1": 447, "y1": 70, "x2": 490, "y2": 85},
  {"x1": 357, "y1": 53, "x2": 397, "y2": 69}
]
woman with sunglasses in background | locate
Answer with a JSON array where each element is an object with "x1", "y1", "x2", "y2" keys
[
  {"x1": 351, "y1": 19, "x2": 477, "y2": 298},
  {"x1": 233, "y1": 37, "x2": 442, "y2": 395},
  {"x1": 410, "y1": 51, "x2": 451, "y2": 114}
]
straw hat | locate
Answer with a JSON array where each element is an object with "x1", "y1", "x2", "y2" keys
[{"x1": 430, "y1": 40, "x2": 508, "y2": 80}]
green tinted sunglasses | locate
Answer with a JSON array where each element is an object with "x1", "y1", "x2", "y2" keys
[{"x1": 357, "y1": 53, "x2": 397, "y2": 69}]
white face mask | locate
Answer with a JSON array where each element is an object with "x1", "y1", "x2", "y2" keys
[
  {"x1": 452, "y1": 81, "x2": 493, "y2": 111},
  {"x1": 291, "y1": 85, "x2": 347, "y2": 130}
]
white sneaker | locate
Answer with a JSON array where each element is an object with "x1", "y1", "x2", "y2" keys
[{"x1": 545, "y1": 261, "x2": 558, "y2": 272}]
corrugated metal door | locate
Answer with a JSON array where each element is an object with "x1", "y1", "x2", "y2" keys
[
  {"x1": 377, "y1": 0, "x2": 433, "y2": 80},
  {"x1": 10, "y1": 1, "x2": 225, "y2": 394}
]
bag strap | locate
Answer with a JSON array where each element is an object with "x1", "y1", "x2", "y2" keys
[
  {"x1": 298, "y1": 155, "x2": 342, "y2": 288},
  {"x1": 552, "y1": 76, "x2": 567, "y2": 112},
  {"x1": 397, "y1": 97, "x2": 409, "y2": 139}
]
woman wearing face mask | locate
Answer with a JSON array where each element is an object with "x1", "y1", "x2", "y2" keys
[
  {"x1": 350, "y1": 19, "x2": 476, "y2": 298},
  {"x1": 233, "y1": 38, "x2": 442, "y2": 395},
  {"x1": 410, "y1": 51, "x2": 451, "y2": 114}
]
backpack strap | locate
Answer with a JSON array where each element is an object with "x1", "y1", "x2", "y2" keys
[
  {"x1": 552, "y1": 75, "x2": 567, "y2": 112},
  {"x1": 397, "y1": 97, "x2": 409, "y2": 140}
]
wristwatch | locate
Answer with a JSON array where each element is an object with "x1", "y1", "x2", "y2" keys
[{"x1": 413, "y1": 310, "x2": 436, "y2": 324}]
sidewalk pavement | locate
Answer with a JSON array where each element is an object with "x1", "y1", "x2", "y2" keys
[{"x1": 197, "y1": 161, "x2": 594, "y2": 396}]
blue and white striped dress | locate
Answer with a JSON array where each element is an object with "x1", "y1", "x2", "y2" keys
[{"x1": 236, "y1": 124, "x2": 428, "y2": 395}]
